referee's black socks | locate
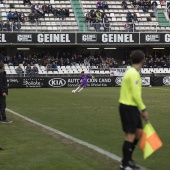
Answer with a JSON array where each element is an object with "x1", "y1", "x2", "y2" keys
[
  {"x1": 122, "y1": 141, "x2": 133, "y2": 166},
  {"x1": 132, "y1": 139, "x2": 139, "y2": 153}
]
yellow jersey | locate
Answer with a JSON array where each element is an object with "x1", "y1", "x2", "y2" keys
[{"x1": 119, "y1": 67, "x2": 146, "y2": 111}]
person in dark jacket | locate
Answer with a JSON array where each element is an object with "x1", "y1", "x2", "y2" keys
[
  {"x1": 122, "y1": 0, "x2": 128, "y2": 9},
  {"x1": 23, "y1": 0, "x2": 31, "y2": 6},
  {"x1": 19, "y1": 11, "x2": 25, "y2": 23},
  {"x1": 104, "y1": 19, "x2": 110, "y2": 32},
  {"x1": 25, "y1": 64, "x2": 32, "y2": 76},
  {"x1": 32, "y1": 64, "x2": 39, "y2": 77},
  {"x1": 47, "y1": 4, "x2": 53, "y2": 14},
  {"x1": 4, "y1": 21, "x2": 12, "y2": 31},
  {"x1": 94, "y1": 19, "x2": 101, "y2": 32},
  {"x1": 42, "y1": 3, "x2": 48, "y2": 13},
  {"x1": 28, "y1": 12, "x2": 35, "y2": 23},
  {"x1": 53, "y1": 8, "x2": 59, "y2": 17},
  {"x1": 150, "y1": 72, "x2": 155, "y2": 87},
  {"x1": 13, "y1": 11, "x2": 19, "y2": 22},
  {"x1": 64, "y1": 8, "x2": 69, "y2": 17},
  {"x1": 0, "y1": 63, "x2": 12, "y2": 123},
  {"x1": 14, "y1": 21, "x2": 21, "y2": 31},
  {"x1": 58, "y1": 8, "x2": 65, "y2": 20}
]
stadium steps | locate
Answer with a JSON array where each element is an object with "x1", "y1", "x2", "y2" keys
[
  {"x1": 157, "y1": 12, "x2": 169, "y2": 27},
  {"x1": 71, "y1": 0, "x2": 87, "y2": 31}
]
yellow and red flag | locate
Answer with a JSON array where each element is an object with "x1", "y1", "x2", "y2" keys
[{"x1": 140, "y1": 122, "x2": 163, "y2": 159}]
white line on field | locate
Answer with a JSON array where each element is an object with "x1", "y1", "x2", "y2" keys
[{"x1": 6, "y1": 108, "x2": 148, "y2": 170}]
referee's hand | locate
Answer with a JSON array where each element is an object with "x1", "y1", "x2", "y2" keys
[
  {"x1": 2, "y1": 93, "x2": 6, "y2": 97},
  {"x1": 140, "y1": 111, "x2": 149, "y2": 121}
]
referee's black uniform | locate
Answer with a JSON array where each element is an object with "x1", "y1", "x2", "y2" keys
[{"x1": 0, "y1": 63, "x2": 12, "y2": 123}]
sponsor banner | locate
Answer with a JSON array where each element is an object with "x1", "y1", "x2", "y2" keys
[
  {"x1": 48, "y1": 78, "x2": 67, "y2": 87},
  {"x1": 37, "y1": 33, "x2": 75, "y2": 43},
  {"x1": 17, "y1": 34, "x2": 33, "y2": 42},
  {"x1": 154, "y1": 76, "x2": 170, "y2": 86},
  {"x1": 48, "y1": 77, "x2": 113, "y2": 87},
  {"x1": 7, "y1": 77, "x2": 23, "y2": 87},
  {"x1": 110, "y1": 68, "x2": 127, "y2": 76},
  {"x1": 144, "y1": 34, "x2": 160, "y2": 43},
  {"x1": 140, "y1": 33, "x2": 170, "y2": 44},
  {"x1": 141, "y1": 77, "x2": 150, "y2": 86},
  {"x1": 7, "y1": 77, "x2": 113, "y2": 88},
  {"x1": 8, "y1": 76, "x2": 170, "y2": 88},
  {"x1": 1, "y1": 32, "x2": 170, "y2": 44},
  {"x1": 162, "y1": 76, "x2": 170, "y2": 86},
  {"x1": 0, "y1": 33, "x2": 10, "y2": 43},
  {"x1": 67, "y1": 77, "x2": 113, "y2": 87},
  {"x1": 81, "y1": 34, "x2": 97, "y2": 43},
  {"x1": 0, "y1": 33, "x2": 76, "y2": 44},
  {"x1": 113, "y1": 77, "x2": 150, "y2": 86},
  {"x1": 77, "y1": 33, "x2": 139, "y2": 44},
  {"x1": 23, "y1": 78, "x2": 46, "y2": 88}
]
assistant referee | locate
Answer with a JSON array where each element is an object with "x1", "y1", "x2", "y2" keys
[{"x1": 119, "y1": 50, "x2": 149, "y2": 170}]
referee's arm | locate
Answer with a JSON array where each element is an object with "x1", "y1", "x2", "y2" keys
[{"x1": 131, "y1": 76, "x2": 146, "y2": 111}]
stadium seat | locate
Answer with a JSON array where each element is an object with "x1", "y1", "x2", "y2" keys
[
  {"x1": 105, "y1": 71, "x2": 110, "y2": 74},
  {"x1": 68, "y1": 70, "x2": 74, "y2": 74},
  {"x1": 63, "y1": 70, "x2": 69, "y2": 74},
  {"x1": 11, "y1": 70, "x2": 17, "y2": 74},
  {"x1": 39, "y1": 70, "x2": 43, "y2": 74},
  {"x1": 100, "y1": 70, "x2": 105, "y2": 74},
  {"x1": 73, "y1": 69, "x2": 79, "y2": 74},
  {"x1": 6, "y1": 70, "x2": 11, "y2": 74},
  {"x1": 61, "y1": 66, "x2": 66, "y2": 70},
  {"x1": 9, "y1": 66, "x2": 15, "y2": 70},
  {"x1": 89, "y1": 70, "x2": 95, "y2": 74}
]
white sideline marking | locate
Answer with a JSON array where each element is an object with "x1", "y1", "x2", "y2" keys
[
  {"x1": 6, "y1": 108, "x2": 148, "y2": 170},
  {"x1": 6, "y1": 108, "x2": 121, "y2": 162}
]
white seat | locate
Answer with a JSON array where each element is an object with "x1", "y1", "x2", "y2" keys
[
  {"x1": 73, "y1": 70, "x2": 79, "y2": 74},
  {"x1": 11, "y1": 70, "x2": 17, "y2": 74},
  {"x1": 6, "y1": 70, "x2": 11, "y2": 74},
  {"x1": 63, "y1": 70, "x2": 69, "y2": 74},
  {"x1": 66, "y1": 66, "x2": 71, "y2": 70},
  {"x1": 9, "y1": 66, "x2": 15, "y2": 70},
  {"x1": 105, "y1": 71, "x2": 110, "y2": 74},
  {"x1": 112, "y1": 18, "x2": 117, "y2": 21},
  {"x1": 39, "y1": 70, "x2": 43, "y2": 74},
  {"x1": 89, "y1": 70, "x2": 95, "y2": 74},
  {"x1": 100, "y1": 70, "x2": 105, "y2": 74},
  {"x1": 61, "y1": 66, "x2": 66, "y2": 70},
  {"x1": 94, "y1": 70, "x2": 100, "y2": 74},
  {"x1": 78, "y1": 68, "x2": 83, "y2": 73},
  {"x1": 76, "y1": 66, "x2": 81, "y2": 69},
  {"x1": 69, "y1": 70, "x2": 74, "y2": 74},
  {"x1": 1, "y1": 12, "x2": 6, "y2": 17},
  {"x1": 71, "y1": 66, "x2": 76, "y2": 70}
]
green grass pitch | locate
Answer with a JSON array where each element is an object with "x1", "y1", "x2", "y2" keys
[{"x1": 0, "y1": 87, "x2": 169, "y2": 170}]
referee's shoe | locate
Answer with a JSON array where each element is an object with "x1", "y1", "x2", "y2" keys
[
  {"x1": 120, "y1": 160, "x2": 141, "y2": 170},
  {"x1": 0, "y1": 146, "x2": 4, "y2": 150}
]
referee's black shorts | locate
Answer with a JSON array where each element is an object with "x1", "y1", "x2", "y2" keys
[{"x1": 119, "y1": 103, "x2": 142, "y2": 133}]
